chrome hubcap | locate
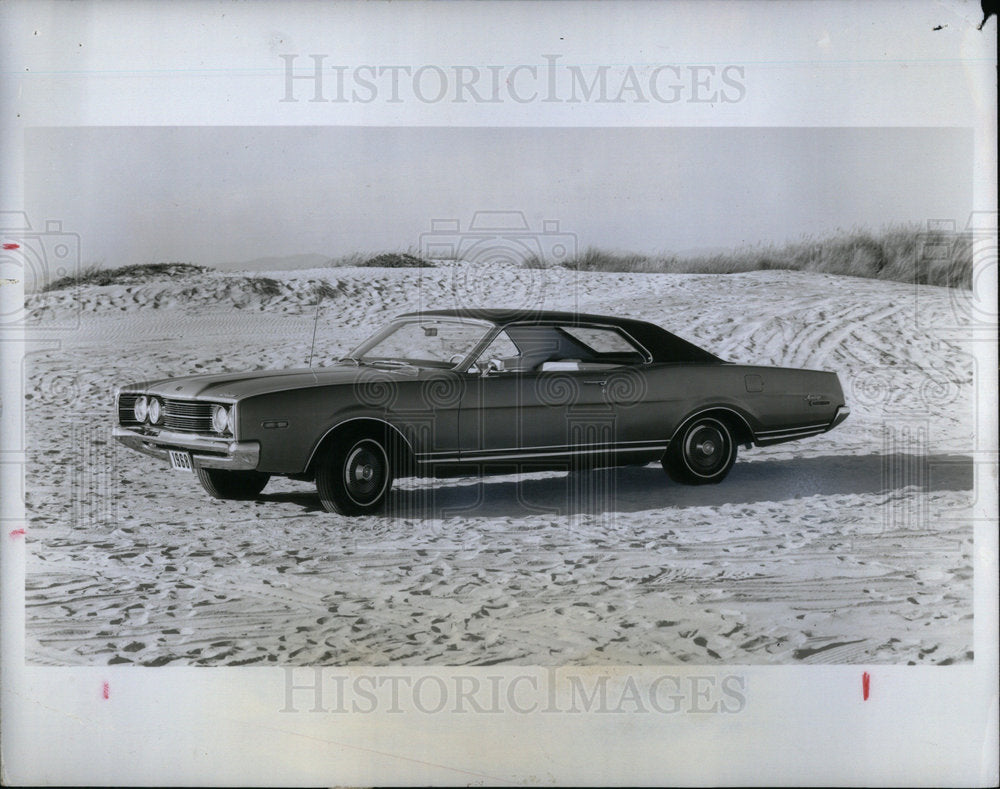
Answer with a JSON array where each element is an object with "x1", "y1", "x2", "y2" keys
[
  {"x1": 343, "y1": 442, "x2": 386, "y2": 504},
  {"x1": 684, "y1": 422, "x2": 730, "y2": 477}
]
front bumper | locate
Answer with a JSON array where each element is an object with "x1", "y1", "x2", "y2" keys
[{"x1": 113, "y1": 426, "x2": 260, "y2": 470}]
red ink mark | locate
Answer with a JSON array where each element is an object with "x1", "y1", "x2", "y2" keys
[
  {"x1": 8, "y1": 528, "x2": 25, "y2": 539},
  {"x1": 2, "y1": 243, "x2": 19, "y2": 250},
  {"x1": 102, "y1": 681, "x2": 110, "y2": 700},
  {"x1": 862, "y1": 672, "x2": 870, "y2": 700}
]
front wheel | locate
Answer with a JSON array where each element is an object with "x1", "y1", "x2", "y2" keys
[
  {"x1": 662, "y1": 416, "x2": 737, "y2": 485},
  {"x1": 196, "y1": 467, "x2": 271, "y2": 499},
  {"x1": 315, "y1": 435, "x2": 394, "y2": 515}
]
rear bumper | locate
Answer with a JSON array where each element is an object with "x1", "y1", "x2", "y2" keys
[
  {"x1": 112, "y1": 426, "x2": 260, "y2": 470},
  {"x1": 827, "y1": 405, "x2": 851, "y2": 431}
]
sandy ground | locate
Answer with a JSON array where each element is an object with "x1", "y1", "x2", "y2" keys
[{"x1": 22, "y1": 267, "x2": 976, "y2": 665}]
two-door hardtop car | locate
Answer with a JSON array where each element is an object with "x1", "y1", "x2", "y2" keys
[{"x1": 113, "y1": 309, "x2": 850, "y2": 514}]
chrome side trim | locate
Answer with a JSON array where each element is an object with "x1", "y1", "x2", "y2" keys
[
  {"x1": 755, "y1": 427, "x2": 827, "y2": 443},
  {"x1": 418, "y1": 437, "x2": 667, "y2": 459},
  {"x1": 113, "y1": 426, "x2": 260, "y2": 470},
  {"x1": 755, "y1": 422, "x2": 830, "y2": 436},
  {"x1": 416, "y1": 440, "x2": 668, "y2": 464},
  {"x1": 753, "y1": 406, "x2": 849, "y2": 444}
]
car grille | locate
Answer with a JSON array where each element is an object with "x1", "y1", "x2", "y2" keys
[
  {"x1": 117, "y1": 394, "x2": 218, "y2": 433},
  {"x1": 162, "y1": 399, "x2": 215, "y2": 433}
]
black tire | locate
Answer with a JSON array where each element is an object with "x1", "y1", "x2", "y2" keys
[
  {"x1": 315, "y1": 434, "x2": 394, "y2": 515},
  {"x1": 662, "y1": 416, "x2": 737, "y2": 485},
  {"x1": 196, "y1": 467, "x2": 271, "y2": 499}
]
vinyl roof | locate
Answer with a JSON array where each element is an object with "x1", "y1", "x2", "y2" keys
[{"x1": 395, "y1": 308, "x2": 722, "y2": 363}]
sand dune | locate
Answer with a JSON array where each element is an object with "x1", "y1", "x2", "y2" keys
[{"x1": 23, "y1": 266, "x2": 975, "y2": 665}]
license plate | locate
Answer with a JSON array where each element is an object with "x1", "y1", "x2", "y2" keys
[{"x1": 169, "y1": 450, "x2": 194, "y2": 472}]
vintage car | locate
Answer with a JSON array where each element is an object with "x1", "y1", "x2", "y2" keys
[{"x1": 113, "y1": 309, "x2": 850, "y2": 514}]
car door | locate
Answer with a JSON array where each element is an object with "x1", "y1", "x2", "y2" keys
[
  {"x1": 456, "y1": 327, "x2": 569, "y2": 460},
  {"x1": 458, "y1": 368, "x2": 613, "y2": 462},
  {"x1": 457, "y1": 323, "x2": 656, "y2": 463}
]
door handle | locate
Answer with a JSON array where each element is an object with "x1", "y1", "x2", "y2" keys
[{"x1": 584, "y1": 380, "x2": 607, "y2": 386}]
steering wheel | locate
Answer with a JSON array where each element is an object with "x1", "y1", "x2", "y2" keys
[{"x1": 449, "y1": 353, "x2": 466, "y2": 366}]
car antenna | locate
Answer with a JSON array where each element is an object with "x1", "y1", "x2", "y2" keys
[{"x1": 308, "y1": 293, "x2": 323, "y2": 372}]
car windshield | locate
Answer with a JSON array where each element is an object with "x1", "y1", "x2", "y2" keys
[{"x1": 345, "y1": 317, "x2": 493, "y2": 368}]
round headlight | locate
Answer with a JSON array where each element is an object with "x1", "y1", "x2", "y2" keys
[
  {"x1": 148, "y1": 397, "x2": 162, "y2": 425},
  {"x1": 211, "y1": 404, "x2": 232, "y2": 433},
  {"x1": 134, "y1": 395, "x2": 148, "y2": 422}
]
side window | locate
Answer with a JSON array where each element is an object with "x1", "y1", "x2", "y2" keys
[
  {"x1": 560, "y1": 326, "x2": 639, "y2": 355},
  {"x1": 474, "y1": 330, "x2": 521, "y2": 369}
]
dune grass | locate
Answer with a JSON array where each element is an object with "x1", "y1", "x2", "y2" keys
[
  {"x1": 39, "y1": 226, "x2": 973, "y2": 294},
  {"x1": 326, "y1": 251, "x2": 434, "y2": 268},
  {"x1": 41, "y1": 262, "x2": 211, "y2": 292},
  {"x1": 243, "y1": 276, "x2": 284, "y2": 297},
  {"x1": 524, "y1": 226, "x2": 973, "y2": 289},
  {"x1": 36, "y1": 253, "x2": 433, "y2": 295}
]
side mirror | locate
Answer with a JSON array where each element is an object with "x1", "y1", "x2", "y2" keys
[{"x1": 481, "y1": 358, "x2": 505, "y2": 377}]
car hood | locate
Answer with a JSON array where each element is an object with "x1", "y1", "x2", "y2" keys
[{"x1": 137, "y1": 365, "x2": 421, "y2": 400}]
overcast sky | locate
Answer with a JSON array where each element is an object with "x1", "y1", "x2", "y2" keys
[{"x1": 26, "y1": 126, "x2": 972, "y2": 269}]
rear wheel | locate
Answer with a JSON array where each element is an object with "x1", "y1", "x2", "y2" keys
[
  {"x1": 662, "y1": 416, "x2": 737, "y2": 485},
  {"x1": 196, "y1": 467, "x2": 271, "y2": 499},
  {"x1": 315, "y1": 434, "x2": 394, "y2": 515}
]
